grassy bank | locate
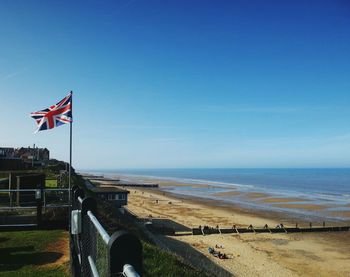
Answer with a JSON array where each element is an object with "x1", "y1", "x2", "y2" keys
[
  {"x1": 0, "y1": 229, "x2": 69, "y2": 277},
  {"x1": 143, "y1": 242, "x2": 204, "y2": 277}
]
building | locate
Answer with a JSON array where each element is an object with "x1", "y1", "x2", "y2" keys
[
  {"x1": 0, "y1": 147, "x2": 15, "y2": 158},
  {"x1": 90, "y1": 186, "x2": 129, "y2": 208},
  {"x1": 0, "y1": 145, "x2": 50, "y2": 170},
  {"x1": 0, "y1": 147, "x2": 22, "y2": 170},
  {"x1": 16, "y1": 146, "x2": 50, "y2": 166}
]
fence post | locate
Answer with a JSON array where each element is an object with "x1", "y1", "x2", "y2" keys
[
  {"x1": 70, "y1": 235, "x2": 81, "y2": 277},
  {"x1": 80, "y1": 197, "x2": 96, "y2": 277},
  {"x1": 70, "y1": 185, "x2": 84, "y2": 277},
  {"x1": 36, "y1": 188, "x2": 43, "y2": 228},
  {"x1": 108, "y1": 230, "x2": 143, "y2": 277}
]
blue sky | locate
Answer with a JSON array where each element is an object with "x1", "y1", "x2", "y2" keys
[{"x1": 0, "y1": 0, "x2": 349, "y2": 169}]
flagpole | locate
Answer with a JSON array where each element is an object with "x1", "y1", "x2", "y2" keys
[{"x1": 68, "y1": 91, "x2": 73, "y2": 209}]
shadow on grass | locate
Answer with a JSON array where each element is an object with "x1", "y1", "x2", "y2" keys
[
  {"x1": 153, "y1": 234, "x2": 233, "y2": 277},
  {"x1": 0, "y1": 237, "x2": 10, "y2": 243},
  {"x1": 0, "y1": 245, "x2": 62, "y2": 271}
]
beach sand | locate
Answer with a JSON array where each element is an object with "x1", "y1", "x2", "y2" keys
[{"x1": 124, "y1": 187, "x2": 350, "y2": 277}]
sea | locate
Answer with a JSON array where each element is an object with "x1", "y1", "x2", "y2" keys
[{"x1": 86, "y1": 168, "x2": 350, "y2": 221}]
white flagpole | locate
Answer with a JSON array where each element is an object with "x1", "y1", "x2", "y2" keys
[{"x1": 68, "y1": 91, "x2": 73, "y2": 207}]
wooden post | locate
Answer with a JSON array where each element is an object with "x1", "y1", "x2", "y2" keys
[
  {"x1": 36, "y1": 188, "x2": 43, "y2": 228},
  {"x1": 16, "y1": 176, "x2": 20, "y2": 206},
  {"x1": 8, "y1": 173, "x2": 12, "y2": 207}
]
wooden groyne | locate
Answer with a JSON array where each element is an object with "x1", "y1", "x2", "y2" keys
[
  {"x1": 117, "y1": 183, "x2": 159, "y2": 188},
  {"x1": 89, "y1": 177, "x2": 121, "y2": 182},
  {"x1": 192, "y1": 226, "x2": 350, "y2": 235},
  {"x1": 83, "y1": 175, "x2": 159, "y2": 188}
]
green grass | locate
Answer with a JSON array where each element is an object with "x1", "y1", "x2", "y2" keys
[
  {"x1": 0, "y1": 230, "x2": 69, "y2": 277},
  {"x1": 45, "y1": 179, "x2": 58, "y2": 188},
  {"x1": 143, "y1": 242, "x2": 203, "y2": 277}
]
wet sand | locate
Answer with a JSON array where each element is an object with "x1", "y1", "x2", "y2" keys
[
  {"x1": 259, "y1": 197, "x2": 311, "y2": 203},
  {"x1": 272, "y1": 203, "x2": 331, "y2": 211},
  {"x1": 327, "y1": 210, "x2": 350, "y2": 218},
  {"x1": 212, "y1": 190, "x2": 242, "y2": 197}
]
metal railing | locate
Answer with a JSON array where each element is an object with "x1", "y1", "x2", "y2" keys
[
  {"x1": 0, "y1": 188, "x2": 69, "y2": 208},
  {"x1": 0, "y1": 188, "x2": 69, "y2": 228},
  {"x1": 70, "y1": 186, "x2": 142, "y2": 277}
]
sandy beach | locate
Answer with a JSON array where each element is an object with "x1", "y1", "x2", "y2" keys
[
  {"x1": 123, "y1": 181, "x2": 350, "y2": 276},
  {"x1": 84, "y1": 172, "x2": 350, "y2": 277},
  {"x1": 124, "y1": 187, "x2": 350, "y2": 276}
]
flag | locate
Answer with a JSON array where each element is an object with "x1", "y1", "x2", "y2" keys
[{"x1": 30, "y1": 91, "x2": 73, "y2": 132}]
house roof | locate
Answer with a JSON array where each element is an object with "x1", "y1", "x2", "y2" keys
[{"x1": 90, "y1": 186, "x2": 129, "y2": 194}]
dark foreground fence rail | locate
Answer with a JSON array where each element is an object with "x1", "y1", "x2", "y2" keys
[{"x1": 70, "y1": 186, "x2": 142, "y2": 277}]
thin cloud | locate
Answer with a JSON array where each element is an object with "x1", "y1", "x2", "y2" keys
[
  {"x1": 112, "y1": 124, "x2": 173, "y2": 129},
  {"x1": 112, "y1": 124, "x2": 213, "y2": 132},
  {"x1": 1, "y1": 67, "x2": 30, "y2": 82},
  {"x1": 1, "y1": 72, "x2": 21, "y2": 81},
  {"x1": 199, "y1": 105, "x2": 330, "y2": 114},
  {"x1": 332, "y1": 133, "x2": 350, "y2": 141},
  {"x1": 241, "y1": 133, "x2": 350, "y2": 146},
  {"x1": 151, "y1": 137, "x2": 188, "y2": 143}
]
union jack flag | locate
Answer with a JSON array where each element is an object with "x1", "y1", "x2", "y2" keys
[{"x1": 30, "y1": 92, "x2": 73, "y2": 132}]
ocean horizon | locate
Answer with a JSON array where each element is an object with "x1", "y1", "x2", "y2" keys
[{"x1": 83, "y1": 168, "x2": 350, "y2": 221}]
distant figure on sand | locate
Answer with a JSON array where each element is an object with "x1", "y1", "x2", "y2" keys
[{"x1": 208, "y1": 247, "x2": 228, "y2": 259}]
